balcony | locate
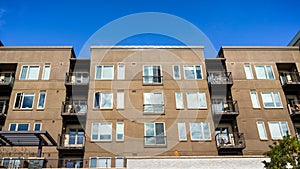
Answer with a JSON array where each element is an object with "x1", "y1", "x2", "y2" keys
[
  {"x1": 144, "y1": 136, "x2": 167, "y2": 147},
  {"x1": 207, "y1": 72, "x2": 233, "y2": 85},
  {"x1": 215, "y1": 132, "x2": 246, "y2": 155},
  {"x1": 57, "y1": 133, "x2": 85, "y2": 152},
  {"x1": 0, "y1": 72, "x2": 14, "y2": 87},
  {"x1": 61, "y1": 100, "x2": 87, "y2": 116},
  {"x1": 143, "y1": 76, "x2": 163, "y2": 85},
  {"x1": 288, "y1": 102, "x2": 300, "y2": 121},
  {"x1": 65, "y1": 72, "x2": 89, "y2": 86},
  {"x1": 143, "y1": 104, "x2": 164, "y2": 114},
  {"x1": 211, "y1": 100, "x2": 239, "y2": 120},
  {"x1": 0, "y1": 100, "x2": 8, "y2": 123},
  {"x1": 280, "y1": 72, "x2": 300, "y2": 91}
]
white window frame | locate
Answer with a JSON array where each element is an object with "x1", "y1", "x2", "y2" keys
[
  {"x1": 254, "y1": 65, "x2": 275, "y2": 80},
  {"x1": 19, "y1": 65, "x2": 40, "y2": 80},
  {"x1": 175, "y1": 92, "x2": 184, "y2": 109},
  {"x1": 144, "y1": 122, "x2": 166, "y2": 146},
  {"x1": 172, "y1": 65, "x2": 181, "y2": 80},
  {"x1": 250, "y1": 91, "x2": 260, "y2": 108},
  {"x1": 117, "y1": 64, "x2": 125, "y2": 80},
  {"x1": 116, "y1": 122, "x2": 124, "y2": 141},
  {"x1": 91, "y1": 123, "x2": 113, "y2": 142},
  {"x1": 256, "y1": 121, "x2": 268, "y2": 140},
  {"x1": 117, "y1": 90, "x2": 124, "y2": 109},
  {"x1": 143, "y1": 92, "x2": 164, "y2": 113},
  {"x1": 189, "y1": 122, "x2": 211, "y2": 141},
  {"x1": 115, "y1": 157, "x2": 124, "y2": 168},
  {"x1": 244, "y1": 64, "x2": 253, "y2": 79},
  {"x1": 1, "y1": 157, "x2": 24, "y2": 168},
  {"x1": 42, "y1": 65, "x2": 51, "y2": 80},
  {"x1": 177, "y1": 122, "x2": 187, "y2": 141},
  {"x1": 37, "y1": 92, "x2": 46, "y2": 110},
  {"x1": 89, "y1": 157, "x2": 111, "y2": 168},
  {"x1": 13, "y1": 93, "x2": 35, "y2": 109},
  {"x1": 183, "y1": 65, "x2": 203, "y2": 80},
  {"x1": 261, "y1": 92, "x2": 283, "y2": 108},
  {"x1": 142, "y1": 65, "x2": 163, "y2": 84},
  {"x1": 186, "y1": 92, "x2": 207, "y2": 109},
  {"x1": 93, "y1": 92, "x2": 114, "y2": 109},
  {"x1": 9, "y1": 123, "x2": 30, "y2": 131},
  {"x1": 268, "y1": 121, "x2": 290, "y2": 140},
  {"x1": 33, "y1": 122, "x2": 42, "y2": 131},
  {"x1": 95, "y1": 65, "x2": 114, "y2": 80}
]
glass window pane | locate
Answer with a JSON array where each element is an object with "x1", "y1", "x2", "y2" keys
[
  {"x1": 269, "y1": 122, "x2": 282, "y2": 139},
  {"x1": 14, "y1": 93, "x2": 23, "y2": 109},
  {"x1": 255, "y1": 66, "x2": 267, "y2": 79},
  {"x1": 261, "y1": 92, "x2": 275, "y2": 108},
  {"x1": 9, "y1": 124, "x2": 16, "y2": 131},
  {"x1": 42, "y1": 65, "x2": 50, "y2": 80},
  {"x1": 117, "y1": 90, "x2": 124, "y2": 109},
  {"x1": 203, "y1": 122, "x2": 211, "y2": 140},
  {"x1": 266, "y1": 66, "x2": 274, "y2": 79},
  {"x1": 34, "y1": 123, "x2": 41, "y2": 131},
  {"x1": 257, "y1": 122, "x2": 267, "y2": 140},
  {"x1": 187, "y1": 92, "x2": 199, "y2": 109},
  {"x1": 116, "y1": 122, "x2": 124, "y2": 141},
  {"x1": 178, "y1": 123, "x2": 187, "y2": 141},
  {"x1": 175, "y1": 92, "x2": 184, "y2": 109},
  {"x1": 250, "y1": 91, "x2": 260, "y2": 108},
  {"x1": 28, "y1": 66, "x2": 39, "y2": 80},
  {"x1": 195, "y1": 66, "x2": 202, "y2": 79},
  {"x1": 101, "y1": 93, "x2": 113, "y2": 109},
  {"x1": 21, "y1": 94, "x2": 34, "y2": 109},
  {"x1": 190, "y1": 123, "x2": 201, "y2": 140},
  {"x1": 95, "y1": 66, "x2": 102, "y2": 80},
  {"x1": 90, "y1": 158, "x2": 97, "y2": 168},
  {"x1": 17, "y1": 124, "x2": 29, "y2": 131},
  {"x1": 173, "y1": 65, "x2": 180, "y2": 80},
  {"x1": 145, "y1": 123, "x2": 154, "y2": 136},
  {"x1": 99, "y1": 123, "x2": 112, "y2": 141},
  {"x1": 117, "y1": 65, "x2": 125, "y2": 80},
  {"x1": 115, "y1": 157, "x2": 123, "y2": 168},
  {"x1": 155, "y1": 123, "x2": 164, "y2": 136},
  {"x1": 92, "y1": 123, "x2": 99, "y2": 140},
  {"x1": 94, "y1": 92, "x2": 100, "y2": 108},
  {"x1": 184, "y1": 66, "x2": 195, "y2": 79},
  {"x1": 98, "y1": 158, "x2": 111, "y2": 168},
  {"x1": 198, "y1": 92, "x2": 207, "y2": 108},
  {"x1": 244, "y1": 65, "x2": 253, "y2": 79},
  {"x1": 102, "y1": 66, "x2": 114, "y2": 79},
  {"x1": 280, "y1": 122, "x2": 290, "y2": 136},
  {"x1": 37, "y1": 92, "x2": 46, "y2": 109},
  {"x1": 20, "y1": 66, "x2": 28, "y2": 80},
  {"x1": 273, "y1": 92, "x2": 282, "y2": 107}
]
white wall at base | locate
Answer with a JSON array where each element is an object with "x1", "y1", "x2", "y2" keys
[{"x1": 127, "y1": 157, "x2": 269, "y2": 169}]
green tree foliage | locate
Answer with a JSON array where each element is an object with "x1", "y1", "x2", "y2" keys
[{"x1": 263, "y1": 135, "x2": 300, "y2": 169}]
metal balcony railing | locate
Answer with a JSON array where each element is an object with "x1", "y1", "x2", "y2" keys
[
  {"x1": 144, "y1": 135, "x2": 167, "y2": 146},
  {"x1": 207, "y1": 71, "x2": 233, "y2": 84},
  {"x1": 0, "y1": 72, "x2": 14, "y2": 86},
  {"x1": 65, "y1": 72, "x2": 89, "y2": 85},
  {"x1": 211, "y1": 100, "x2": 239, "y2": 115},
  {"x1": 57, "y1": 133, "x2": 85, "y2": 149},
  {"x1": 215, "y1": 132, "x2": 245, "y2": 149},
  {"x1": 0, "y1": 100, "x2": 8, "y2": 115},
  {"x1": 143, "y1": 104, "x2": 164, "y2": 114},
  {"x1": 143, "y1": 76, "x2": 163, "y2": 85},
  {"x1": 61, "y1": 100, "x2": 87, "y2": 115},
  {"x1": 280, "y1": 72, "x2": 300, "y2": 85}
]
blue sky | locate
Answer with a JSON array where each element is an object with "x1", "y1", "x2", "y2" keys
[{"x1": 0, "y1": 0, "x2": 299, "y2": 58}]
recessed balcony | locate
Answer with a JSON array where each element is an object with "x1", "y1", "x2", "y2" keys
[
  {"x1": 61, "y1": 100, "x2": 87, "y2": 118},
  {"x1": 0, "y1": 72, "x2": 14, "y2": 87},
  {"x1": 0, "y1": 100, "x2": 8, "y2": 124},
  {"x1": 280, "y1": 72, "x2": 300, "y2": 91},
  {"x1": 65, "y1": 72, "x2": 89, "y2": 86},
  {"x1": 215, "y1": 132, "x2": 245, "y2": 155},
  {"x1": 288, "y1": 102, "x2": 300, "y2": 121},
  {"x1": 57, "y1": 133, "x2": 85, "y2": 152},
  {"x1": 207, "y1": 71, "x2": 233, "y2": 86},
  {"x1": 211, "y1": 100, "x2": 239, "y2": 120}
]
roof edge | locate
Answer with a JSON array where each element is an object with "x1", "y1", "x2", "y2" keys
[
  {"x1": 91, "y1": 45, "x2": 204, "y2": 49},
  {"x1": 221, "y1": 46, "x2": 299, "y2": 50},
  {"x1": 288, "y1": 31, "x2": 300, "y2": 46}
]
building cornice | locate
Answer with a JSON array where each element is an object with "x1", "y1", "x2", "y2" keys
[
  {"x1": 221, "y1": 46, "x2": 299, "y2": 51},
  {"x1": 91, "y1": 46, "x2": 204, "y2": 49}
]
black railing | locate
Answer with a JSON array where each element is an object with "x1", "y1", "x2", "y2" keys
[
  {"x1": 215, "y1": 132, "x2": 245, "y2": 149},
  {"x1": 143, "y1": 76, "x2": 163, "y2": 84},
  {"x1": 57, "y1": 133, "x2": 85, "y2": 149},
  {"x1": 0, "y1": 100, "x2": 8, "y2": 115},
  {"x1": 280, "y1": 72, "x2": 300, "y2": 85},
  {"x1": 207, "y1": 71, "x2": 233, "y2": 84},
  {"x1": 211, "y1": 100, "x2": 239, "y2": 115},
  {"x1": 65, "y1": 72, "x2": 89, "y2": 85},
  {"x1": 61, "y1": 100, "x2": 87, "y2": 115},
  {"x1": 287, "y1": 101, "x2": 300, "y2": 115},
  {"x1": 144, "y1": 135, "x2": 167, "y2": 146},
  {"x1": 0, "y1": 72, "x2": 14, "y2": 86},
  {"x1": 143, "y1": 104, "x2": 164, "y2": 113}
]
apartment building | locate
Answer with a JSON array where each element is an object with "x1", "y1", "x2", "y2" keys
[{"x1": 0, "y1": 32, "x2": 299, "y2": 168}]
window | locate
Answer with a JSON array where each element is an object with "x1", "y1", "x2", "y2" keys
[
  {"x1": 144, "y1": 122, "x2": 166, "y2": 146},
  {"x1": 117, "y1": 65, "x2": 125, "y2": 80},
  {"x1": 95, "y1": 65, "x2": 114, "y2": 80},
  {"x1": 261, "y1": 92, "x2": 282, "y2": 108},
  {"x1": 254, "y1": 65, "x2": 275, "y2": 79},
  {"x1": 143, "y1": 92, "x2": 164, "y2": 113},
  {"x1": 20, "y1": 65, "x2": 40, "y2": 80},
  {"x1": 90, "y1": 157, "x2": 111, "y2": 168},
  {"x1": 250, "y1": 91, "x2": 260, "y2": 108},
  {"x1": 268, "y1": 121, "x2": 290, "y2": 139},
  {"x1": 42, "y1": 65, "x2": 50, "y2": 80},
  {"x1": 116, "y1": 122, "x2": 124, "y2": 141},
  {"x1": 189, "y1": 122, "x2": 211, "y2": 141},
  {"x1": 117, "y1": 90, "x2": 124, "y2": 109},
  {"x1": 173, "y1": 65, "x2": 181, "y2": 80},
  {"x1": 37, "y1": 92, "x2": 46, "y2": 109},
  {"x1": 244, "y1": 65, "x2": 253, "y2": 79},
  {"x1": 9, "y1": 123, "x2": 29, "y2": 131},
  {"x1": 175, "y1": 92, "x2": 184, "y2": 109},
  {"x1": 186, "y1": 92, "x2": 207, "y2": 109},
  {"x1": 143, "y1": 65, "x2": 162, "y2": 84},
  {"x1": 34, "y1": 123, "x2": 42, "y2": 131},
  {"x1": 91, "y1": 123, "x2": 112, "y2": 141},
  {"x1": 2, "y1": 158, "x2": 23, "y2": 168},
  {"x1": 177, "y1": 123, "x2": 187, "y2": 141},
  {"x1": 94, "y1": 92, "x2": 113, "y2": 109},
  {"x1": 256, "y1": 122, "x2": 267, "y2": 140},
  {"x1": 14, "y1": 93, "x2": 35, "y2": 109},
  {"x1": 183, "y1": 65, "x2": 202, "y2": 80},
  {"x1": 115, "y1": 157, "x2": 124, "y2": 168}
]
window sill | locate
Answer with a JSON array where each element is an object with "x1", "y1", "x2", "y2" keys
[
  {"x1": 144, "y1": 144, "x2": 167, "y2": 148},
  {"x1": 91, "y1": 140, "x2": 112, "y2": 143},
  {"x1": 191, "y1": 139, "x2": 212, "y2": 142},
  {"x1": 260, "y1": 139, "x2": 268, "y2": 141},
  {"x1": 143, "y1": 112, "x2": 165, "y2": 115},
  {"x1": 142, "y1": 83, "x2": 163, "y2": 86},
  {"x1": 263, "y1": 107, "x2": 284, "y2": 109},
  {"x1": 187, "y1": 108, "x2": 208, "y2": 110},
  {"x1": 13, "y1": 108, "x2": 33, "y2": 111},
  {"x1": 92, "y1": 108, "x2": 113, "y2": 110}
]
